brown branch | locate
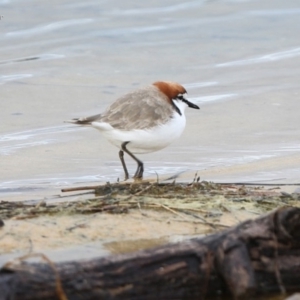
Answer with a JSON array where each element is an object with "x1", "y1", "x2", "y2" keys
[{"x1": 61, "y1": 185, "x2": 100, "y2": 192}]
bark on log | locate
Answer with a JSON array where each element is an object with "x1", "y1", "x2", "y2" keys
[{"x1": 1, "y1": 207, "x2": 300, "y2": 300}]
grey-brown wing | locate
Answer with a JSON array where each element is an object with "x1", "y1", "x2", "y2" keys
[{"x1": 100, "y1": 87, "x2": 174, "y2": 130}]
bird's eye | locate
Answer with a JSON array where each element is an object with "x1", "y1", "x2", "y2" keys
[{"x1": 177, "y1": 94, "x2": 184, "y2": 100}]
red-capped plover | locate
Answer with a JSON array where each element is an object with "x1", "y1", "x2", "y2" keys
[{"x1": 67, "y1": 81, "x2": 199, "y2": 180}]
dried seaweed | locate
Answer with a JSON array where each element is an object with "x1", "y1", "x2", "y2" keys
[{"x1": 1, "y1": 181, "x2": 299, "y2": 223}]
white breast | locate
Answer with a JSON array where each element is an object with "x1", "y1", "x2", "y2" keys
[{"x1": 91, "y1": 100, "x2": 187, "y2": 154}]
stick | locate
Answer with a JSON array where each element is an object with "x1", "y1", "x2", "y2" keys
[{"x1": 61, "y1": 185, "x2": 100, "y2": 192}]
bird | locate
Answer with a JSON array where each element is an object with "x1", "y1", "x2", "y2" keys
[{"x1": 66, "y1": 81, "x2": 200, "y2": 180}]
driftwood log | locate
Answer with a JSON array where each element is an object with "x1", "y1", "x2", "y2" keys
[{"x1": 1, "y1": 207, "x2": 300, "y2": 300}]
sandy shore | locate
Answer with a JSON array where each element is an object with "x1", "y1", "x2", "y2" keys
[{"x1": 1, "y1": 181, "x2": 299, "y2": 266}]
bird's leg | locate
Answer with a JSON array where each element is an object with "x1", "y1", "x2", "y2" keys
[
  {"x1": 121, "y1": 142, "x2": 144, "y2": 179},
  {"x1": 134, "y1": 161, "x2": 144, "y2": 179},
  {"x1": 119, "y1": 150, "x2": 129, "y2": 181}
]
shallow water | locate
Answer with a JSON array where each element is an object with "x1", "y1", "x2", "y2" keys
[{"x1": 1, "y1": 0, "x2": 300, "y2": 201}]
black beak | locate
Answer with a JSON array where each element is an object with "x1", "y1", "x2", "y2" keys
[{"x1": 183, "y1": 98, "x2": 200, "y2": 109}]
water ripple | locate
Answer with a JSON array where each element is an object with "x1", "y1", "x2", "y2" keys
[
  {"x1": 0, "y1": 74, "x2": 32, "y2": 84},
  {"x1": 6, "y1": 19, "x2": 94, "y2": 37},
  {"x1": 0, "y1": 126, "x2": 81, "y2": 155},
  {"x1": 110, "y1": 1, "x2": 205, "y2": 15},
  {"x1": 190, "y1": 93, "x2": 237, "y2": 104},
  {"x1": 216, "y1": 47, "x2": 300, "y2": 67}
]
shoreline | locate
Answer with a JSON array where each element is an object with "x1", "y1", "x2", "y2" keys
[{"x1": 1, "y1": 180, "x2": 299, "y2": 265}]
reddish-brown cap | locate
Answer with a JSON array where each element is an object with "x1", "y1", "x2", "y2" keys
[{"x1": 153, "y1": 81, "x2": 187, "y2": 101}]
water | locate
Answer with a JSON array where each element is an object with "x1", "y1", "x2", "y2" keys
[{"x1": 1, "y1": 0, "x2": 300, "y2": 201}]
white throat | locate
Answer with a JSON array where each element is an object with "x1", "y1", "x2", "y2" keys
[{"x1": 172, "y1": 99, "x2": 188, "y2": 116}]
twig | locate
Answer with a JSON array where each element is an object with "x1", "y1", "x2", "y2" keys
[
  {"x1": 177, "y1": 209, "x2": 217, "y2": 229},
  {"x1": 137, "y1": 202, "x2": 148, "y2": 216},
  {"x1": 160, "y1": 204, "x2": 191, "y2": 221},
  {"x1": 155, "y1": 171, "x2": 159, "y2": 184},
  {"x1": 140, "y1": 202, "x2": 229, "y2": 228},
  {"x1": 61, "y1": 185, "x2": 100, "y2": 192},
  {"x1": 123, "y1": 183, "x2": 156, "y2": 201},
  {"x1": 3, "y1": 253, "x2": 68, "y2": 300}
]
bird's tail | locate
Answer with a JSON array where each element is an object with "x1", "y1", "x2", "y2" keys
[{"x1": 64, "y1": 113, "x2": 102, "y2": 125}]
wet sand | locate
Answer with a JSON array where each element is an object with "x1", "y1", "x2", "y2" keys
[{"x1": 0, "y1": 0, "x2": 300, "y2": 270}]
